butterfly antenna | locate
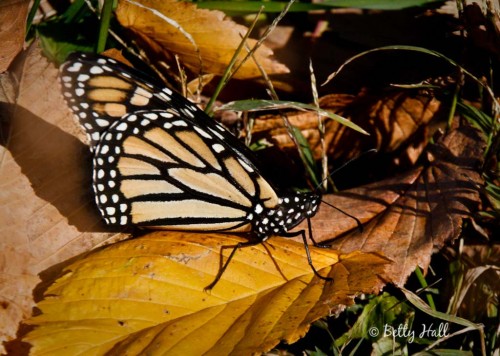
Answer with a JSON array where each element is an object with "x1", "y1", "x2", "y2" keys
[
  {"x1": 314, "y1": 149, "x2": 377, "y2": 233},
  {"x1": 321, "y1": 200, "x2": 363, "y2": 233},
  {"x1": 314, "y1": 149, "x2": 378, "y2": 192}
]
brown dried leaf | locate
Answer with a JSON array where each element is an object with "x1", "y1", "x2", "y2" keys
[
  {"x1": 115, "y1": 0, "x2": 289, "y2": 79},
  {"x1": 0, "y1": 0, "x2": 29, "y2": 73},
  {"x1": 296, "y1": 122, "x2": 485, "y2": 285},
  {"x1": 250, "y1": 90, "x2": 443, "y2": 166},
  {"x1": 24, "y1": 232, "x2": 388, "y2": 355},
  {"x1": 0, "y1": 45, "x2": 126, "y2": 350}
]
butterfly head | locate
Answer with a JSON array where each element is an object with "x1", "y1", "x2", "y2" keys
[{"x1": 253, "y1": 192, "x2": 321, "y2": 240}]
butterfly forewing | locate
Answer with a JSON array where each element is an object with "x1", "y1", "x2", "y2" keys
[
  {"x1": 60, "y1": 53, "x2": 263, "y2": 157},
  {"x1": 61, "y1": 54, "x2": 185, "y2": 150},
  {"x1": 60, "y1": 53, "x2": 282, "y2": 233}
]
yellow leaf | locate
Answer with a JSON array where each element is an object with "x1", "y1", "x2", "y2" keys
[
  {"x1": 25, "y1": 232, "x2": 388, "y2": 355},
  {"x1": 115, "y1": 0, "x2": 289, "y2": 79}
]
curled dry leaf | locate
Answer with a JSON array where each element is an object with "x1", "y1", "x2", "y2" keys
[
  {"x1": 294, "y1": 122, "x2": 485, "y2": 285},
  {"x1": 0, "y1": 45, "x2": 126, "y2": 351},
  {"x1": 115, "y1": 0, "x2": 289, "y2": 79},
  {"x1": 249, "y1": 90, "x2": 443, "y2": 166},
  {"x1": 24, "y1": 232, "x2": 389, "y2": 355}
]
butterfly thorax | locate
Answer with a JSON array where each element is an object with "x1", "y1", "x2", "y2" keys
[{"x1": 253, "y1": 192, "x2": 321, "y2": 240}]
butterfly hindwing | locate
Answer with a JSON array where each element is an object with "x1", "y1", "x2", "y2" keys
[{"x1": 93, "y1": 109, "x2": 280, "y2": 231}]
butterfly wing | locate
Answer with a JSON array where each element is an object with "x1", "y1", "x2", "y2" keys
[
  {"x1": 60, "y1": 52, "x2": 280, "y2": 232},
  {"x1": 61, "y1": 52, "x2": 258, "y2": 156},
  {"x1": 93, "y1": 109, "x2": 281, "y2": 231}
]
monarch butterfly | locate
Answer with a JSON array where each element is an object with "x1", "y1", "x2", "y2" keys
[{"x1": 60, "y1": 52, "x2": 329, "y2": 289}]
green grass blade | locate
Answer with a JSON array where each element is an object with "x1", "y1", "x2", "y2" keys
[
  {"x1": 96, "y1": 0, "x2": 115, "y2": 53},
  {"x1": 217, "y1": 99, "x2": 369, "y2": 135},
  {"x1": 26, "y1": 0, "x2": 42, "y2": 36},
  {"x1": 195, "y1": 0, "x2": 445, "y2": 12},
  {"x1": 321, "y1": 0, "x2": 445, "y2": 10}
]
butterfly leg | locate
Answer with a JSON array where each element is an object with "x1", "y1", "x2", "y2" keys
[
  {"x1": 282, "y1": 220, "x2": 333, "y2": 282},
  {"x1": 311, "y1": 240, "x2": 331, "y2": 249},
  {"x1": 204, "y1": 239, "x2": 261, "y2": 292},
  {"x1": 306, "y1": 217, "x2": 332, "y2": 249}
]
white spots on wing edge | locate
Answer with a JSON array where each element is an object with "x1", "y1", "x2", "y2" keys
[
  {"x1": 172, "y1": 120, "x2": 187, "y2": 127},
  {"x1": 77, "y1": 74, "x2": 90, "y2": 82},
  {"x1": 66, "y1": 62, "x2": 82, "y2": 72},
  {"x1": 116, "y1": 122, "x2": 128, "y2": 131},
  {"x1": 212, "y1": 143, "x2": 224, "y2": 153},
  {"x1": 143, "y1": 112, "x2": 158, "y2": 120},
  {"x1": 96, "y1": 119, "x2": 109, "y2": 127},
  {"x1": 160, "y1": 112, "x2": 173, "y2": 119},
  {"x1": 90, "y1": 66, "x2": 104, "y2": 74},
  {"x1": 194, "y1": 126, "x2": 211, "y2": 139}
]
